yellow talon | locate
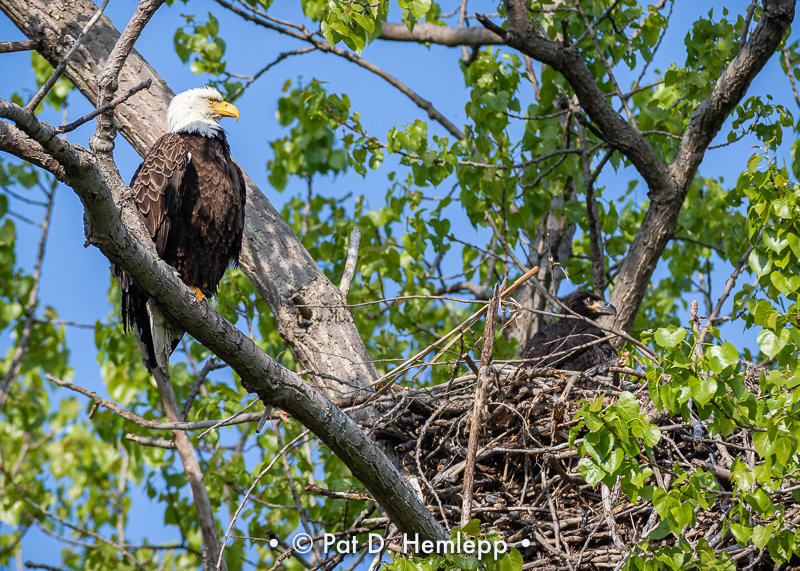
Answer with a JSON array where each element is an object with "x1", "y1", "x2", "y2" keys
[{"x1": 190, "y1": 286, "x2": 205, "y2": 303}]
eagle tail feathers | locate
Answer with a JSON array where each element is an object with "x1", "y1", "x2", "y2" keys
[{"x1": 115, "y1": 266, "x2": 182, "y2": 370}]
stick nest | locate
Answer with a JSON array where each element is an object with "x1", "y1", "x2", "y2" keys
[{"x1": 370, "y1": 362, "x2": 772, "y2": 570}]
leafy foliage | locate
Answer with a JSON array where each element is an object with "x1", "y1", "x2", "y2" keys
[{"x1": 4, "y1": 1, "x2": 800, "y2": 570}]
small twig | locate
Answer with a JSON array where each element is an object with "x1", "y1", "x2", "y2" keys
[
  {"x1": 218, "y1": 428, "x2": 310, "y2": 569},
  {"x1": 46, "y1": 373, "x2": 264, "y2": 431},
  {"x1": 697, "y1": 239, "x2": 758, "y2": 347},
  {"x1": 196, "y1": 399, "x2": 259, "y2": 439},
  {"x1": 304, "y1": 484, "x2": 373, "y2": 502},
  {"x1": 461, "y1": 284, "x2": 500, "y2": 527},
  {"x1": 124, "y1": 434, "x2": 176, "y2": 449},
  {"x1": 340, "y1": 227, "x2": 361, "y2": 298},
  {"x1": 783, "y1": 46, "x2": 800, "y2": 109},
  {"x1": 0, "y1": 178, "x2": 56, "y2": 411},
  {"x1": 182, "y1": 357, "x2": 226, "y2": 420},
  {"x1": 227, "y1": 46, "x2": 316, "y2": 101},
  {"x1": 578, "y1": 123, "x2": 605, "y2": 294},
  {"x1": 0, "y1": 40, "x2": 39, "y2": 54},
  {"x1": 740, "y1": 0, "x2": 758, "y2": 50},
  {"x1": 573, "y1": 0, "x2": 637, "y2": 128},
  {"x1": 55, "y1": 79, "x2": 152, "y2": 134},
  {"x1": 25, "y1": 0, "x2": 110, "y2": 112}
]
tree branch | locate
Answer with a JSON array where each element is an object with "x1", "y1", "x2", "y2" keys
[
  {"x1": 377, "y1": 22, "x2": 503, "y2": 47},
  {"x1": 25, "y1": 0, "x2": 109, "y2": 112},
  {"x1": 0, "y1": 39, "x2": 38, "y2": 53},
  {"x1": 340, "y1": 227, "x2": 361, "y2": 299}
]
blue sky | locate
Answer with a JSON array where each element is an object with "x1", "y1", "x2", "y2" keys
[{"x1": 1, "y1": 0, "x2": 797, "y2": 567}]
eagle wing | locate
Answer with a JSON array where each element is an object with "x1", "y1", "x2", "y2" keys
[
  {"x1": 130, "y1": 133, "x2": 188, "y2": 256},
  {"x1": 522, "y1": 320, "x2": 617, "y2": 371}
]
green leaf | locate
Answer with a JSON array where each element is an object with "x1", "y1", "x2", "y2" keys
[
  {"x1": 708, "y1": 342, "x2": 739, "y2": 371},
  {"x1": 748, "y1": 249, "x2": 772, "y2": 277},
  {"x1": 654, "y1": 327, "x2": 687, "y2": 348},
  {"x1": 757, "y1": 328, "x2": 790, "y2": 359},
  {"x1": 459, "y1": 519, "x2": 481, "y2": 537},
  {"x1": 498, "y1": 549, "x2": 523, "y2": 571},
  {"x1": 688, "y1": 375, "x2": 717, "y2": 406}
]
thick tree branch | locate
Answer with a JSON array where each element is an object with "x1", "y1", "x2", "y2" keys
[
  {"x1": 0, "y1": 122, "x2": 66, "y2": 180},
  {"x1": 378, "y1": 22, "x2": 503, "y2": 47},
  {"x1": 0, "y1": 98, "x2": 448, "y2": 543},
  {"x1": 486, "y1": 0, "x2": 794, "y2": 334}
]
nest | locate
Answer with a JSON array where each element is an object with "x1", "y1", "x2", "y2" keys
[{"x1": 368, "y1": 361, "x2": 784, "y2": 570}]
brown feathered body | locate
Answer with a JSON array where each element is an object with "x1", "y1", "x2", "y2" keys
[
  {"x1": 522, "y1": 290, "x2": 618, "y2": 371},
  {"x1": 117, "y1": 131, "x2": 246, "y2": 368}
]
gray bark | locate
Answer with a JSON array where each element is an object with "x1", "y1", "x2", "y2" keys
[
  {"x1": 0, "y1": 0, "x2": 378, "y2": 407},
  {"x1": 379, "y1": 22, "x2": 503, "y2": 47}
]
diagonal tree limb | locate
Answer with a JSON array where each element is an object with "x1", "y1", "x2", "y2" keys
[
  {"x1": 24, "y1": 0, "x2": 109, "y2": 112},
  {"x1": 0, "y1": 98, "x2": 448, "y2": 543}
]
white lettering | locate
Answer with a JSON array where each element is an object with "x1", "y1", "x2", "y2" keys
[
  {"x1": 368, "y1": 534, "x2": 384, "y2": 553},
  {"x1": 494, "y1": 540, "x2": 508, "y2": 558},
  {"x1": 436, "y1": 539, "x2": 455, "y2": 554},
  {"x1": 477, "y1": 540, "x2": 491, "y2": 557},
  {"x1": 404, "y1": 533, "x2": 419, "y2": 553},
  {"x1": 463, "y1": 540, "x2": 475, "y2": 553},
  {"x1": 323, "y1": 533, "x2": 335, "y2": 551}
]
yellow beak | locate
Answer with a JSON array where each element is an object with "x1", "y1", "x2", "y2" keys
[{"x1": 210, "y1": 100, "x2": 240, "y2": 121}]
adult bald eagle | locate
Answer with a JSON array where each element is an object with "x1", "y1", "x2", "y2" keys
[
  {"x1": 116, "y1": 86, "x2": 246, "y2": 370},
  {"x1": 521, "y1": 290, "x2": 618, "y2": 371}
]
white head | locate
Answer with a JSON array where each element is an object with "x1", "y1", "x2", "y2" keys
[{"x1": 166, "y1": 86, "x2": 240, "y2": 137}]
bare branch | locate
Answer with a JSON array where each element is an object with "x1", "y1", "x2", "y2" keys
[
  {"x1": 56, "y1": 79, "x2": 151, "y2": 134},
  {"x1": 305, "y1": 484, "x2": 373, "y2": 502},
  {"x1": 0, "y1": 174, "x2": 55, "y2": 411},
  {"x1": 0, "y1": 39, "x2": 38, "y2": 53},
  {"x1": 378, "y1": 22, "x2": 503, "y2": 47},
  {"x1": 47, "y1": 373, "x2": 265, "y2": 431},
  {"x1": 461, "y1": 285, "x2": 499, "y2": 526},
  {"x1": 124, "y1": 434, "x2": 176, "y2": 449},
  {"x1": 740, "y1": 0, "x2": 759, "y2": 49},
  {"x1": 227, "y1": 46, "x2": 316, "y2": 102},
  {"x1": 578, "y1": 123, "x2": 605, "y2": 294},
  {"x1": 573, "y1": 0, "x2": 637, "y2": 128},
  {"x1": 340, "y1": 227, "x2": 361, "y2": 299},
  {"x1": 0, "y1": 121, "x2": 66, "y2": 180},
  {"x1": 696, "y1": 240, "x2": 758, "y2": 348},
  {"x1": 783, "y1": 45, "x2": 800, "y2": 108},
  {"x1": 182, "y1": 357, "x2": 227, "y2": 420}
]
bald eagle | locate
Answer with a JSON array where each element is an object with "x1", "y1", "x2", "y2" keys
[
  {"x1": 522, "y1": 290, "x2": 618, "y2": 371},
  {"x1": 116, "y1": 87, "x2": 246, "y2": 370}
]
